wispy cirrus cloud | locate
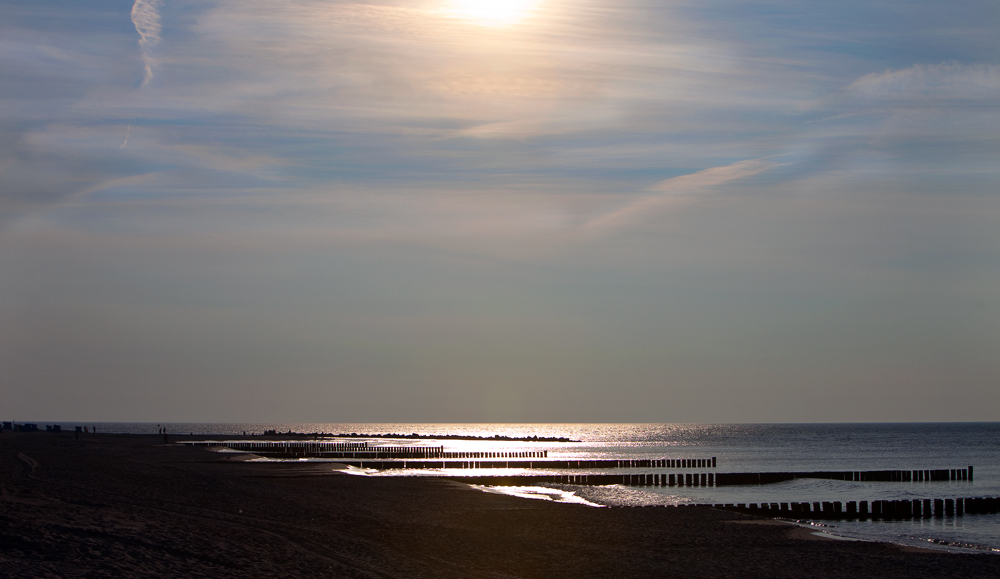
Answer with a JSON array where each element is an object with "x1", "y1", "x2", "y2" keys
[
  {"x1": 583, "y1": 158, "x2": 780, "y2": 232},
  {"x1": 645, "y1": 158, "x2": 779, "y2": 194},
  {"x1": 3, "y1": 0, "x2": 1000, "y2": 422},
  {"x1": 131, "y1": 0, "x2": 163, "y2": 86},
  {"x1": 846, "y1": 62, "x2": 1000, "y2": 102}
]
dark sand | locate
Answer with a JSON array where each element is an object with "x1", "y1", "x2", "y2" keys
[{"x1": 2, "y1": 433, "x2": 998, "y2": 578}]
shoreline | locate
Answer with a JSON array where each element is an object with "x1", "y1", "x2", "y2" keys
[
  {"x1": 2, "y1": 432, "x2": 999, "y2": 578},
  {"x1": 479, "y1": 482, "x2": 991, "y2": 555},
  {"x1": 235, "y1": 450, "x2": 1000, "y2": 556}
]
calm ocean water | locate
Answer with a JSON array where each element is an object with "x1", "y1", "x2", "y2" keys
[{"x1": 73, "y1": 422, "x2": 1000, "y2": 553}]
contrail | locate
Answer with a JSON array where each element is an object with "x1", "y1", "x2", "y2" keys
[
  {"x1": 583, "y1": 158, "x2": 780, "y2": 232},
  {"x1": 131, "y1": 0, "x2": 162, "y2": 86},
  {"x1": 120, "y1": 125, "x2": 131, "y2": 149}
]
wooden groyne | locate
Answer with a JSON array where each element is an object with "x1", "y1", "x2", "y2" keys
[
  {"x1": 183, "y1": 441, "x2": 718, "y2": 467},
  {"x1": 714, "y1": 496, "x2": 1000, "y2": 520},
  {"x1": 182, "y1": 442, "x2": 971, "y2": 488},
  {"x1": 183, "y1": 441, "x2": 547, "y2": 460},
  {"x1": 713, "y1": 467, "x2": 972, "y2": 486},
  {"x1": 334, "y1": 458, "x2": 717, "y2": 470},
  {"x1": 450, "y1": 473, "x2": 715, "y2": 486},
  {"x1": 442, "y1": 467, "x2": 974, "y2": 488}
]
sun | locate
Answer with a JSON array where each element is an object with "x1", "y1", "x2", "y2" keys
[{"x1": 446, "y1": 0, "x2": 540, "y2": 26}]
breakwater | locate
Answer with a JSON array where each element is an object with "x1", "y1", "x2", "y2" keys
[
  {"x1": 713, "y1": 496, "x2": 1000, "y2": 520},
  {"x1": 183, "y1": 441, "x2": 721, "y2": 466},
  {"x1": 443, "y1": 467, "x2": 973, "y2": 487},
  {"x1": 321, "y1": 458, "x2": 717, "y2": 469},
  {"x1": 713, "y1": 467, "x2": 972, "y2": 485},
  {"x1": 183, "y1": 440, "x2": 546, "y2": 459}
]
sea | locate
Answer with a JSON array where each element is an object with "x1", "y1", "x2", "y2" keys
[{"x1": 62, "y1": 422, "x2": 1000, "y2": 554}]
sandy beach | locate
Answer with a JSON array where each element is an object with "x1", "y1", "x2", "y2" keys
[{"x1": 2, "y1": 433, "x2": 998, "y2": 578}]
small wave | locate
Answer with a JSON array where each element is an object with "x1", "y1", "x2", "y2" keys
[
  {"x1": 913, "y1": 536, "x2": 1000, "y2": 554},
  {"x1": 472, "y1": 485, "x2": 603, "y2": 507},
  {"x1": 791, "y1": 520, "x2": 837, "y2": 528},
  {"x1": 475, "y1": 483, "x2": 691, "y2": 508},
  {"x1": 572, "y1": 484, "x2": 689, "y2": 508}
]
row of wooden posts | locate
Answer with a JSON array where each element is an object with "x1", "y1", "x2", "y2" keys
[
  {"x1": 207, "y1": 441, "x2": 371, "y2": 452},
  {"x1": 329, "y1": 458, "x2": 715, "y2": 470},
  {"x1": 716, "y1": 496, "x2": 1000, "y2": 519},
  {"x1": 196, "y1": 441, "x2": 725, "y2": 464},
  {"x1": 193, "y1": 441, "x2": 715, "y2": 466},
  {"x1": 441, "y1": 468, "x2": 974, "y2": 488},
  {"x1": 189, "y1": 441, "x2": 721, "y2": 465},
  {"x1": 188, "y1": 441, "x2": 555, "y2": 460},
  {"x1": 188, "y1": 441, "x2": 973, "y2": 490},
  {"x1": 449, "y1": 473, "x2": 715, "y2": 487},
  {"x1": 712, "y1": 468, "x2": 972, "y2": 485},
  {"x1": 232, "y1": 448, "x2": 547, "y2": 460}
]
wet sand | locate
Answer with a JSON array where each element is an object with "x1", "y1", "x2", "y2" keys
[{"x1": 2, "y1": 433, "x2": 998, "y2": 578}]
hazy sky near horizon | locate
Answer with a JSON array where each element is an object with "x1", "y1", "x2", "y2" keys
[{"x1": 2, "y1": 0, "x2": 999, "y2": 423}]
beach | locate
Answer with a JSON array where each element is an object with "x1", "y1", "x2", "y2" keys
[{"x1": 2, "y1": 433, "x2": 998, "y2": 578}]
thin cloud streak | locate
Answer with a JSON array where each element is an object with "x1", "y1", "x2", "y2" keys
[
  {"x1": 131, "y1": 0, "x2": 163, "y2": 86},
  {"x1": 583, "y1": 158, "x2": 780, "y2": 233},
  {"x1": 846, "y1": 62, "x2": 1000, "y2": 101}
]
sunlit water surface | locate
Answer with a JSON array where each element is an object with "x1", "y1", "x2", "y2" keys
[{"x1": 80, "y1": 422, "x2": 1000, "y2": 553}]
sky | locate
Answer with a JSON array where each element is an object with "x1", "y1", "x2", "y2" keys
[{"x1": 1, "y1": 0, "x2": 998, "y2": 423}]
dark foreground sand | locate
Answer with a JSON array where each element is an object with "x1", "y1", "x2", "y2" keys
[{"x1": 2, "y1": 433, "x2": 998, "y2": 578}]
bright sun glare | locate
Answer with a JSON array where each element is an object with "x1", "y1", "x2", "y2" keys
[{"x1": 447, "y1": 0, "x2": 540, "y2": 26}]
